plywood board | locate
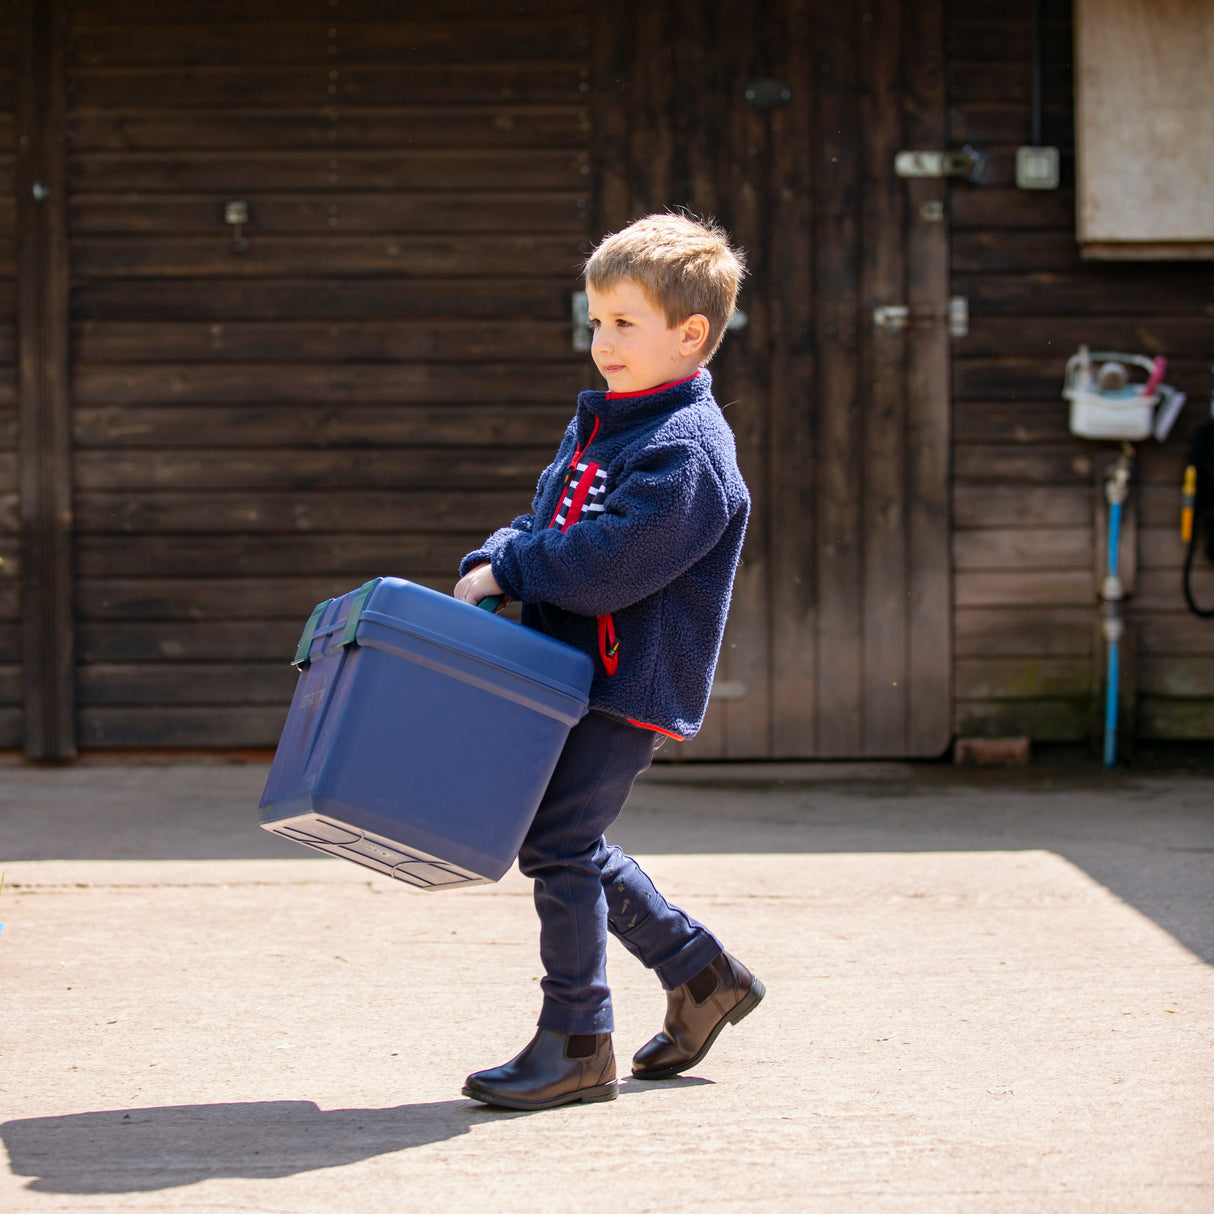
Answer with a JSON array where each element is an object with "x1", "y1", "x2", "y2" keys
[{"x1": 1075, "y1": 0, "x2": 1214, "y2": 255}]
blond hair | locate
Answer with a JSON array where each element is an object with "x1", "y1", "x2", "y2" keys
[{"x1": 584, "y1": 213, "x2": 746, "y2": 363}]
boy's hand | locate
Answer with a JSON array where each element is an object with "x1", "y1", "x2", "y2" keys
[{"x1": 454, "y1": 562, "x2": 504, "y2": 607}]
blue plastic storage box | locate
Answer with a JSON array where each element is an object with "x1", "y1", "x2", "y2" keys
[{"x1": 259, "y1": 577, "x2": 594, "y2": 889}]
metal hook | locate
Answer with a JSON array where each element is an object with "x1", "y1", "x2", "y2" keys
[{"x1": 224, "y1": 200, "x2": 250, "y2": 253}]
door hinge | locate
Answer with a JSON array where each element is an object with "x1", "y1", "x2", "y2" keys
[
  {"x1": 894, "y1": 147, "x2": 985, "y2": 184},
  {"x1": 873, "y1": 296, "x2": 968, "y2": 338}
]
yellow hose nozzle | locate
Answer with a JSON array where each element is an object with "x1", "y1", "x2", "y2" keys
[{"x1": 1181, "y1": 465, "x2": 1197, "y2": 543}]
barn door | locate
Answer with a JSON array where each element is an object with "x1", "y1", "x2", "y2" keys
[
  {"x1": 47, "y1": 0, "x2": 592, "y2": 750},
  {"x1": 592, "y1": 0, "x2": 952, "y2": 757}
]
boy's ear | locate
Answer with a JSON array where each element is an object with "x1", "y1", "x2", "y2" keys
[{"x1": 680, "y1": 313, "x2": 711, "y2": 359}]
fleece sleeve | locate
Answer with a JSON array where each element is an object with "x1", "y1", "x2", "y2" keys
[
  {"x1": 458, "y1": 461, "x2": 557, "y2": 578},
  {"x1": 489, "y1": 440, "x2": 732, "y2": 616}
]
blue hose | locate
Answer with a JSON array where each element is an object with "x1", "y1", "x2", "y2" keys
[
  {"x1": 1103, "y1": 636, "x2": 1119, "y2": 768},
  {"x1": 1103, "y1": 496, "x2": 1123, "y2": 768}
]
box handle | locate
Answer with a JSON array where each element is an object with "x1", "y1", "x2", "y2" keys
[
  {"x1": 338, "y1": 578, "x2": 383, "y2": 650},
  {"x1": 291, "y1": 598, "x2": 332, "y2": 669}
]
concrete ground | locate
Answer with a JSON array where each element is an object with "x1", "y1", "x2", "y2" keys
[{"x1": 0, "y1": 758, "x2": 1211, "y2": 1212}]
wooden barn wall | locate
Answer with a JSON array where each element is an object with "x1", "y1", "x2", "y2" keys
[
  {"x1": 947, "y1": 0, "x2": 1214, "y2": 744},
  {"x1": 592, "y1": 0, "x2": 952, "y2": 760},
  {"x1": 64, "y1": 0, "x2": 591, "y2": 748},
  {"x1": 0, "y1": 3, "x2": 15, "y2": 746}
]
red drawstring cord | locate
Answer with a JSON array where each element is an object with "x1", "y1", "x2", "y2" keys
[
  {"x1": 597, "y1": 612, "x2": 619, "y2": 676},
  {"x1": 546, "y1": 414, "x2": 618, "y2": 675}
]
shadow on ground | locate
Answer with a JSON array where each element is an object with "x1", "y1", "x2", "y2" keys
[
  {"x1": 2, "y1": 760, "x2": 1211, "y2": 963},
  {"x1": 1, "y1": 1079, "x2": 708, "y2": 1194}
]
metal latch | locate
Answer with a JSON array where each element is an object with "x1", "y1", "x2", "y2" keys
[
  {"x1": 873, "y1": 297, "x2": 968, "y2": 338},
  {"x1": 571, "y1": 290, "x2": 590, "y2": 352},
  {"x1": 894, "y1": 147, "x2": 985, "y2": 184}
]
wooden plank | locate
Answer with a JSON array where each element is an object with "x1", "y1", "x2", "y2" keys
[
  {"x1": 69, "y1": 150, "x2": 587, "y2": 193},
  {"x1": 952, "y1": 526, "x2": 1092, "y2": 570},
  {"x1": 66, "y1": 108, "x2": 589, "y2": 154},
  {"x1": 859, "y1": 0, "x2": 909, "y2": 757},
  {"x1": 70, "y1": 20, "x2": 589, "y2": 69},
  {"x1": 955, "y1": 606, "x2": 1094, "y2": 657},
  {"x1": 0, "y1": 705, "x2": 19, "y2": 747},
  {"x1": 71, "y1": 277, "x2": 575, "y2": 320},
  {"x1": 903, "y1": 0, "x2": 952, "y2": 757},
  {"x1": 71, "y1": 319, "x2": 581, "y2": 363},
  {"x1": 954, "y1": 357, "x2": 1080, "y2": 402},
  {"x1": 953, "y1": 697, "x2": 1090, "y2": 742},
  {"x1": 78, "y1": 662, "x2": 296, "y2": 706},
  {"x1": 69, "y1": 63, "x2": 591, "y2": 110},
  {"x1": 714, "y1": 0, "x2": 771, "y2": 760},
  {"x1": 72, "y1": 448, "x2": 549, "y2": 493},
  {"x1": 76, "y1": 533, "x2": 484, "y2": 579},
  {"x1": 954, "y1": 484, "x2": 1090, "y2": 527},
  {"x1": 72, "y1": 403, "x2": 572, "y2": 450},
  {"x1": 956, "y1": 655, "x2": 1091, "y2": 699},
  {"x1": 1139, "y1": 655, "x2": 1214, "y2": 698},
  {"x1": 954, "y1": 442, "x2": 1095, "y2": 484},
  {"x1": 767, "y1": 0, "x2": 816, "y2": 757},
  {"x1": 1133, "y1": 567, "x2": 1214, "y2": 612},
  {"x1": 946, "y1": 15, "x2": 1072, "y2": 62},
  {"x1": 950, "y1": 186, "x2": 1075, "y2": 231},
  {"x1": 71, "y1": 234, "x2": 586, "y2": 280},
  {"x1": 955, "y1": 569, "x2": 1094, "y2": 608},
  {"x1": 17, "y1": 0, "x2": 74, "y2": 757},
  {"x1": 75, "y1": 490, "x2": 533, "y2": 535},
  {"x1": 953, "y1": 230, "x2": 1081, "y2": 274},
  {"x1": 1137, "y1": 697, "x2": 1214, "y2": 739},
  {"x1": 948, "y1": 107, "x2": 1074, "y2": 151},
  {"x1": 1079, "y1": 241, "x2": 1214, "y2": 262},
  {"x1": 70, "y1": 192, "x2": 588, "y2": 235},
  {"x1": 946, "y1": 62, "x2": 1072, "y2": 107},
  {"x1": 952, "y1": 268, "x2": 1214, "y2": 316},
  {"x1": 78, "y1": 619, "x2": 303, "y2": 664},
  {"x1": 70, "y1": 0, "x2": 584, "y2": 20},
  {"x1": 813, "y1": 0, "x2": 864, "y2": 757},
  {"x1": 956, "y1": 315, "x2": 1214, "y2": 359},
  {"x1": 0, "y1": 364, "x2": 22, "y2": 405},
  {"x1": 1137, "y1": 526, "x2": 1189, "y2": 572},
  {"x1": 72, "y1": 363, "x2": 583, "y2": 404},
  {"x1": 78, "y1": 705, "x2": 289, "y2": 748},
  {"x1": 1135, "y1": 610, "x2": 1214, "y2": 654},
  {"x1": 75, "y1": 576, "x2": 458, "y2": 621},
  {"x1": 952, "y1": 400, "x2": 1074, "y2": 444}
]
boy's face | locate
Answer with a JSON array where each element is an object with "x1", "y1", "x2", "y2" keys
[{"x1": 585, "y1": 279, "x2": 708, "y2": 394}]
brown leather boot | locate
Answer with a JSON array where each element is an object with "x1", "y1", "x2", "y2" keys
[
  {"x1": 463, "y1": 1029, "x2": 617, "y2": 1110},
  {"x1": 631, "y1": 951, "x2": 764, "y2": 1080}
]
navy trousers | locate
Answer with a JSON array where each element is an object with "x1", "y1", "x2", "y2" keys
[{"x1": 517, "y1": 710, "x2": 723, "y2": 1035}]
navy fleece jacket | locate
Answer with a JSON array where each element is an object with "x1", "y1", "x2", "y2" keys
[{"x1": 460, "y1": 370, "x2": 749, "y2": 739}]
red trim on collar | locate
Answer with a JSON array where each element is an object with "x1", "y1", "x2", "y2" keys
[{"x1": 605, "y1": 370, "x2": 700, "y2": 401}]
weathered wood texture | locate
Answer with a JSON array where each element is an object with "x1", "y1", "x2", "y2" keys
[
  {"x1": 64, "y1": 0, "x2": 590, "y2": 748},
  {"x1": 0, "y1": 4, "x2": 14, "y2": 747},
  {"x1": 1074, "y1": 0, "x2": 1214, "y2": 256},
  {"x1": 593, "y1": 0, "x2": 951, "y2": 758},
  {"x1": 948, "y1": 0, "x2": 1214, "y2": 742},
  {"x1": 0, "y1": 3, "x2": 21, "y2": 748}
]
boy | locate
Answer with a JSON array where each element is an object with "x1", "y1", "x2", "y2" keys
[{"x1": 453, "y1": 212, "x2": 763, "y2": 1111}]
